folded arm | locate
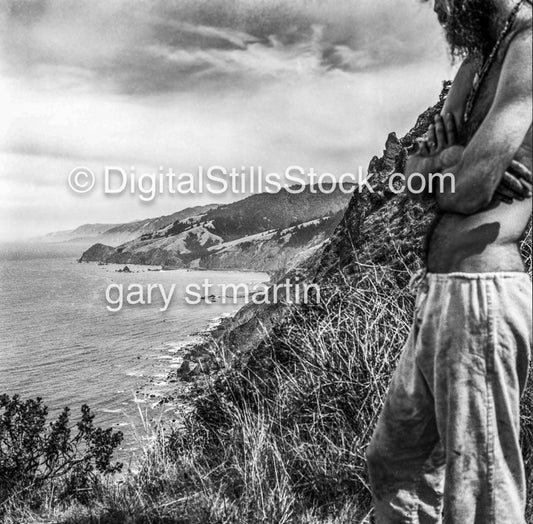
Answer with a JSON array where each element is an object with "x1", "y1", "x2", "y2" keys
[{"x1": 434, "y1": 31, "x2": 532, "y2": 214}]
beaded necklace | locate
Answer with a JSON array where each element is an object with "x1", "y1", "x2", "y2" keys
[{"x1": 463, "y1": 0, "x2": 527, "y2": 124}]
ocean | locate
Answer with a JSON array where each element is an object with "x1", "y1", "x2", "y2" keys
[{"x1": 0, "y1": 242, "x2": 269, "y2": 459}]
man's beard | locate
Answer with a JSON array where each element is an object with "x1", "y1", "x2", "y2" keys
[{"x1": 440, "y1": 0, "x2": 502, "y2": 59}]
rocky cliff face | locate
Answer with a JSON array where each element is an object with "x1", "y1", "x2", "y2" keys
[
  {"x1": 162, "y1": 83, "x2": 532, "y2": 402},
  {"x1": 78, "y1": 243, "x2": 119, "y2": 262},
  {"x1": 207, "y1": 82, "x2": 533, "y2": 363},
  {"x1": 205, "y1": 84, "x2": 452, "y2": 356}
]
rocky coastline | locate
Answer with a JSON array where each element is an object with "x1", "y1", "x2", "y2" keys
[{"x1": 137, "y1": 83, "x2": 453, "y2": 413}]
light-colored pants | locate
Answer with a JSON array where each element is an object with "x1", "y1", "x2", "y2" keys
[{"x1": 367, "y1": 271, "x2": 532, "y2": 524}]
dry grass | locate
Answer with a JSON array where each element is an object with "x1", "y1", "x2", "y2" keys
[
  {"x1": 1, "y1": 268, "x2": 411, "y2": 523},
  {"x1": 2, "y1": 256, "x2": 532, "y2": 523}
]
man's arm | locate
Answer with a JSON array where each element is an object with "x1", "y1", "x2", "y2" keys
[
  {"x1": 435, "y1": 30, "x2": 532, "y2": 215},
  {"x1": 404, "y1": 58, "x2": 476, "y2": 201},
  {"x1": 404, "y1": 114, "x2": 461, "y2": 202}
]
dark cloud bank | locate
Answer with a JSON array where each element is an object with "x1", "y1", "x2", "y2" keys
[{"x1": 1, "y1": 0, "x2": 446, "y2": 94}]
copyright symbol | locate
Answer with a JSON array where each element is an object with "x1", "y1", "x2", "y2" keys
[{"x1": 68, "y1": 167, "x2": 95, "y2": 194}]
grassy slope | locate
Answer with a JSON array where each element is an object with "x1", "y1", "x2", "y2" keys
[
  {"x1": 4, "y1": 87, "x2": 532, "y2": 523},
  {"x1": 8, "y1": 251, "x2": 529, "y2": 524}
]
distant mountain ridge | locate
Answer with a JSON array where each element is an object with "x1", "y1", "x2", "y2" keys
[
  {"x1": 42, "y1": 204, "x2": 218, "y2": 246},
  {"x1": 43, "y1": 223, "x2": 118, "y2": 243},
  {"x1": 78, "y1": 184, "x2": 353, "y2": 274}
]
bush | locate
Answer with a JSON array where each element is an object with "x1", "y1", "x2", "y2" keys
[{"x1": 0, "y1": 395, "x2": 123, "y2": 509}]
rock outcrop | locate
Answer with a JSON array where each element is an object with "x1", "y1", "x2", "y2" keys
[
  {"x1": 201, "y1": 83, "x2": 453, "y2": 358},
  {"x1": 78, "y1": 243, "x2": 118, "y2": 263}
]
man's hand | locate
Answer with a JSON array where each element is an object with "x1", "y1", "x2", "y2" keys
[
  {"x1": 493, "y1": 160, "x2": 532, "y2": 204},
  {"x1": 416, "y1": 113, "x2": 458, "y2": 158}
]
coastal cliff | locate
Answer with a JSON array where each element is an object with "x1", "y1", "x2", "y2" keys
[
  {"x1": 200, "y1": 84, "x2": 451, "y2": 359},
  {"x1": 78, "y1": 187, "x2": 351, "y2": 274},
  {"x1": 10, "y1": 85, "x2": 533, "y2": 524},
  {"x1": 156, "y1": 86, "x2": 532, "y2": 522}
]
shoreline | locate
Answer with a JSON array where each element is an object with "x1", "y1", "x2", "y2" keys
[
  {"x1": 0, "y1": 248, "x2": 271, "y2": 461},
  {"x1": 79, "y1": 258, "x2": 277, "y2": 279},
  {"x1": 129, "y1": 264, "x2": 271, "y2": 430},
  {"x1": 90, "y1": 258, "x2": 270, "y2": 418},
  {"x1": 133, "y1": 309, "x2": 236, "y2": 422},
  {"x1": 115, "y1": 308, "x2": 244, "y2": 462}
]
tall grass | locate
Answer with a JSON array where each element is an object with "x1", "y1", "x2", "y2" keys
[
  {"x1": 1, "y1": 267, "x2": 413, "y2": 522},
  {"x1": 3, "y1": 256, "x2": 532, "y2": 523}
]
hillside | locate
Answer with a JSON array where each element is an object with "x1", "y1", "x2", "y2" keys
[
  {"x1": 6, "y1": 84, "x2": 533, "y2": 524},
  {"x1": 154, "y1": 83, "x2": 532, "y2": 522},
  {"x1": 42, "y1": 204, "x2": 218, "y2": 246},
  {"x1": 42, "y1": 223, "x2": 117, "y2": 244},
  {"x1": 193, "y1": 184, "x2": 355, "y2": 241},
  {"x1": 96, "y1": 204, "x2": 219, "y2": 245},
  {"x1": 78, "y1": 185, "x2": 352, "y2": 273},
  {"x1": 198, "y1": 212, "x2": 344, "y2": 276},
  {"x1": 200, "y1": 86, "x2": 451, "y2": 357}
]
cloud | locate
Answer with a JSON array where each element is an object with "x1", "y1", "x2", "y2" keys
[
  {"x1": 1, "y1": 0, "x2": 447, "y2": 94},
  {"x1": 0, "y1": 0, "x2": 453, "y2": 240}
]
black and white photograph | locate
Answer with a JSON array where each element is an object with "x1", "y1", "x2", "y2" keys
[{"x1": 0, "y1": 0, "x2": 532, "y2": 522}]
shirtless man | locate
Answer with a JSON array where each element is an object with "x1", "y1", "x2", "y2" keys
[{"x1": 366, "y1": 0, "x2": 532, "y2": 522}]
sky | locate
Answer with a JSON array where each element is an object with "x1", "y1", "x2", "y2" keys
[{"x1": 0, "y1": 0, "x2": 453, "y2": 240}]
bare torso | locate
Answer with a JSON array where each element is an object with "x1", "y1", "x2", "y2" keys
[{"x1": 427, "y1": 20, "x2": 533, "y2": 273}]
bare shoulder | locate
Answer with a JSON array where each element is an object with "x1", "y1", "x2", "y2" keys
[{"x1": 496, "y1": 24, "x2": 532, "y2": 105}]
